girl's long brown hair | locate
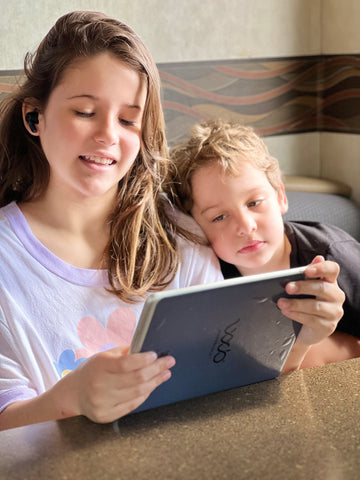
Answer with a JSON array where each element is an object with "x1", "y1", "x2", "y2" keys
[{"x1": 0, "y1": 11, "x2": 180, "y2": 302}]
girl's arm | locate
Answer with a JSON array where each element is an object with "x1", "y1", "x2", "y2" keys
[{"x1": 0, "y1": 347, "x2": 175, "y2": 430}]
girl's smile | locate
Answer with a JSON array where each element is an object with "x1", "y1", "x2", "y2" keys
[{"x1": 80, "y1": 155, "x2": 117, "y2": 166}]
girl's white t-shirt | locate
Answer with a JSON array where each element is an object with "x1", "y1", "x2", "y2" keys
[{"x1": 0, "y1": 202, "x2": 223, "y2": 413}]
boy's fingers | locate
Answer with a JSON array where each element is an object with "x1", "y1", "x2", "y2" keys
[
  {"x1": 310, "y1": 255, "x2": 325, "y2": 265},
  {"x1": 285, "y1": 279, "x2": 328, "y2": 298},
  {"x1": 304, "y1": 259, "x2": 340, "y2": 283},
  {"x1": 278, "y1": 296, "x2": 343, "y2": 321},
  {"x1": 285, "y1": 279, "x2": 345, "y2": 305}
]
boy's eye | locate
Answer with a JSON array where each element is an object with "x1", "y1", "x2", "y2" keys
[
  {"x1": 248, "y1": 199, "x2": 262, "y2": 208},
  {"x1": 212, "y1": 214, "x2": 227, "y2": 223}
]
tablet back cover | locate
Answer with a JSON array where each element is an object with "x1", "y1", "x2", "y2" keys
[{"x1": 131, "y1": 268, "x2": 304, "y2": 413}]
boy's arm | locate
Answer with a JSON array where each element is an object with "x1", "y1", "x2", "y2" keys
[
  {"x1": 279, "y1": 256, "x2": 347, "y2": 372},
  {"x1": 284, "y1": 330, "x2": 360, "y2": 373},
  {"x1": 282, "y1": 343, "x2": 311, "y2": 373},
  {"x1": 298, "y1": 331, "x2": 360, "y2": 370}
]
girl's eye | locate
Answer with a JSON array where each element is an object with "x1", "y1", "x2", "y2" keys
[
  {"x1": 75, "y1": 111, "x2": 94, "y2": 118},
  {"x1": 120, "y1": 118, "x2": 136, "y2": 127},
  {"x1": 212, "y1": 214, "x2": 226, "y2": 223},
  {"x1": 74, "y1": 111, "x2": 137, "y2": 126}
]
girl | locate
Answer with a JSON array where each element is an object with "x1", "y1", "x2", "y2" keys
[{"x1": 0, "y1": 11, "x2": 222, "y2": 430}]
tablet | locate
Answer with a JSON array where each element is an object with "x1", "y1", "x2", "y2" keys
[{"x1": 130, "y1": 266, "x2": 306, "y2": 413}]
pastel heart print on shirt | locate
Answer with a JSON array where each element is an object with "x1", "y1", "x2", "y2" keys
[
  {"x1": 75, "y1": 307, "x2": 137, "y2": 360},
  {"x1": 54, "y1": 350, "x2": 86, "y2": 378},
  {"x1": 54, "y1": 307, "x2": 136, "y2": 377}
]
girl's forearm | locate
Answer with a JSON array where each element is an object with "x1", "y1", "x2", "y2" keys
[{"x1": 0, "y1": 376, "x2": 79, "y2": 431}]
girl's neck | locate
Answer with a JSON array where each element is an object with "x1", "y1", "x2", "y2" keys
[{"x1": 19, "y1": 191, "x2": 114, "y2": 269}]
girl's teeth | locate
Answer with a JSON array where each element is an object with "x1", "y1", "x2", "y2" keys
[{"x1": 82, "y1": 155, "x2": 114, "y2": 165}]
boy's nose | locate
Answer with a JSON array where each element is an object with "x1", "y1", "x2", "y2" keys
[{"x1": 235, "y1": 211, "x2": 256, "y2": 235}]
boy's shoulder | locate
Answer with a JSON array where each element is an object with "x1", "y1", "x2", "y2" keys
[
  {"x1": 285, "y1": 220, "x2": 359, "y2": 267},
  {"x1": 285, "y1": 220, "x2": 357, "y2": 245}
]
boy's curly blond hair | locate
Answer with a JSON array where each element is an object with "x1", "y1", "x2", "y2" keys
[{"x1": 169, "y1": 119, "x2": 283, "y2": 214}]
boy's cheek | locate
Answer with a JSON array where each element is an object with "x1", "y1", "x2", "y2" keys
[{"x1": 210, "y1": 238, "x2": 228, "y2": 259}]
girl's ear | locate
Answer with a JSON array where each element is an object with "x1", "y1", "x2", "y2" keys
[
  {"x1": 277, "y1": 182, "x2": 289, "y2": 215},
  {"x1": 22, "y1": 100, "x2": 40, "y2": 136}
]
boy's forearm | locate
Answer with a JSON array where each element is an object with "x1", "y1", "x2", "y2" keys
[{"x1": 282, "y1": 343, "x2": 311, "y2": 374}]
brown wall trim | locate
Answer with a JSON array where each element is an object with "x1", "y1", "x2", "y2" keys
[{"x1": 2, "y1": 55, "x2": 360, "y2": 144}]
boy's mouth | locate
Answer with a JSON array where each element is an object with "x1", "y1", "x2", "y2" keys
[{"x1": 238, "y1": 240, "x2": 265, "y2": 254}]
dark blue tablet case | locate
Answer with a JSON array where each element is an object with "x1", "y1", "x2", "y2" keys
[{"x1": 130, "y1": 266, "x2": 305, "y2": 413}]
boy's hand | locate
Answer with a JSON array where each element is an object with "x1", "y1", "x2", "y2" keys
[{"x1": 277, "y1": 256, "x2": 345, "y2": 346}]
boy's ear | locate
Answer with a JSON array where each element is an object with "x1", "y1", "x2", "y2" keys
[
  {"x1": 277, "y1": 182, "x2": 288, "y2": 214},
  {"x1": 22, "y1": 99, "x2": 41, "y2": 136}
]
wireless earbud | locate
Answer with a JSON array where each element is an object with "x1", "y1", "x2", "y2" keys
[{"x1": 25, "y1": 112, "x2": 39, "y2": 133}]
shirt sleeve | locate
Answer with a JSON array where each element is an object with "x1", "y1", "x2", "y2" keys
[
  {"x1": 327, "y1": 238, "x2": 360, "y2": 337},
  {"x1": 285, "y1": 221, "x2": 360, "y2": 338},
  {"x1": 172, "y1": 209, "x2": 224, "y2": 288},
  {"x1": 0, "y1": 307, "x2": 37, "y2": 413},
  {"x1": 176, "y1": 236, "x2": 224, "y2": 288}
]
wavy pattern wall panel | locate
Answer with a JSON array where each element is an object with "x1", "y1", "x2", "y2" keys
[
  {"x1": 1, "y1": 55, "x2": 360, "y2": 146},
  {"x1": 158, "y1": 55, "x2": 360, "y2": 144}
]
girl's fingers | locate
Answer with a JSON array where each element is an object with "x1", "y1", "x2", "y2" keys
[
  {"x1": 84, "y1": 362, "x2": 173, "y2": 423},
  {"x1": 86, "y1": 352, "x2": 175, "y2": 399},
  {"x1": 114, "y1": 355, "x2": 176, "y2": 389},
  {"x1": 97, "y1": 348, "x2": 158, "y2": 374}
]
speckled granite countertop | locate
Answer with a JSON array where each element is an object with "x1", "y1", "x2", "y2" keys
[{"x1": 1, "y1": 358, "x2": 359, "y2": 480}]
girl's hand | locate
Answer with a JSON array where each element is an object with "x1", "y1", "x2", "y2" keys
[
  {"x1": 60, "y1": 346, "x2": 175, "y2": 423},
  {"x1": 0, "y1": 347, "x2": 175, "y2": 430},
  {"x1": 277, "y1": 256, "x2": 345, "y2": 347}
]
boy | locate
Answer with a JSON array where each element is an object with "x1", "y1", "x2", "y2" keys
[{"x1": 169, "y1": 119, "x2": 360, "y2": 370}]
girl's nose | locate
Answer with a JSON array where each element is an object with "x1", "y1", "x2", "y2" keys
[{"x1": 94, "y1": 117, "x2": 118, "y2": 146}]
